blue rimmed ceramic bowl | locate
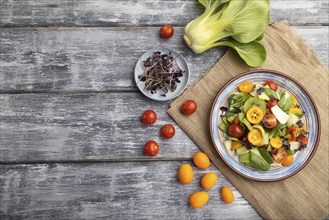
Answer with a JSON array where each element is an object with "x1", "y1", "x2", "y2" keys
[{"x1": 210, "y1": 69, "x2": 320, "y2": 181}]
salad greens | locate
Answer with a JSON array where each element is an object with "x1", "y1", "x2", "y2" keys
[
  {"x1": 250, "y1": 148, "x2": 270, "y2": 171},
  {"x1": 278, "y1": 91, "x2": 294, "y2": 112},
  {"x1": 183, "y1": 0, "x2": 270, "y2": 67}
]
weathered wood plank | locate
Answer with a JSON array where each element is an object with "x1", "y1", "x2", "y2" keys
[
  {"x1": 0, "y1": 0, "x2": 328, "y2": 26},
  {"x1": 0, "y1": 162, "x2": 261, "y2": 219},
  {"x1": 0, "y1": 92, "x2": 200, "y2": 162},
  {"x1": 0, "y1": 26, "x2": 328, "y2": 92}
]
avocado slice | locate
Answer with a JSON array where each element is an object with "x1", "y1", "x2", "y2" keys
[
  {"x1": 252, "y1": 125, "x2": 269, "y2": 145},
  {"x1": 253, "y1": 125, "x2": 266, "y2": 138},
  {"x1": 243, "y1": 97, "x2": 266, "y2": 114}
]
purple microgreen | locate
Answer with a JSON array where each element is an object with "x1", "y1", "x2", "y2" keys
[
  {"x1": 257, "y1": 87, "x2": 265, "y2": 95},
  {"x1": 295, "y1": 142, "x2": 307, "y2": 152},
  {"x1": 282, "y1": 140, "x2": 290, "y2": 148},
  {"x1": 296, "y1": 120, "x2": 304, "y2": 128},
  {"x1": 220, "y1": 106, "x2": 228, "y2": 112},
  {"x1": 219, "y1": 106, "x2": 228, "y2": 118},
  {"x1": 139, "y1": 51, "x2": 184, "y2": 95}
]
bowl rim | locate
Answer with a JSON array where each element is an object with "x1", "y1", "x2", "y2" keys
[
  {"x1": 134, "y1": 47, "x2": 190, "y2": 101},
  {"x1": 209, "y1": 69, "x2": 321, "y2": 182}
]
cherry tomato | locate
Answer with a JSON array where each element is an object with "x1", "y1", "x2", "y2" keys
[
  {"x1": 181, "y1": 100, "x2": 197, "y2": 115},
  {"x1": 228, "y1": 124, "x2": 244, "y2": 138},
  {"x1": 144, "y1": 140, "x2": 159, "y2": 157},
  {"x1": 160, "y1": 124, "x2": 176, "y2": 139},
  {"x1": 272, "y1": 148, "x2": 287, "y2": 163},
  {"x1": 264, "y1": 81, "x2": 278, "y2": 91},
  {"x1": 159, "y1": 24, "x2": 174, "y2": 39},
  {"x1": 262, "y1": 113, "x2": 278, "y2": 129},
  {"x1": 141, "y1": 110, "x2": 157, "y2": 125},
  {"x1": 287, "y1": 126, "x2": 298, "y2": 141},
  {"x1": 266, "y1": 99, "x2": 278, "y2": 109},
  {"x1": 297, "y1": 135, "x2": 308, "y2": 145}
]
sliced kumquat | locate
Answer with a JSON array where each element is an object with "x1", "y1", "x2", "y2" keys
[
  {"x1": 270, "y1": 136, "x2": 283, "y2": 149},
  {"x1": 238, "y1": 82, "x2": 254, "y2": 93},
  {"x1": 247, "y1": 129, "x2": 263, "y2": 146},
  {"x1": 281, "y1": 155, "x2": 294, "y2": 166},
  {"x1": 246, "y1": 106, "x2": 264, "y2": 124},
  {"x1": 230, "y1": 141, "x2": 243, "y2": 151}
]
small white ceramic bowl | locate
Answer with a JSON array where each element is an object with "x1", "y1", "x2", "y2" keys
[{"x1": 134, "y1": 48, "x2": 189, "y2": 101}]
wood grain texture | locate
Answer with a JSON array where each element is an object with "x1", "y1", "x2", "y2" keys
[
  {"x1": 0, "y1": 0, "x2": 328, "y2": 27},
  {"x1": 0, "y1": 27, "x2": 328, "y2": 93},
  {"x1": 0, "y1": 92, "x2": 200, "y2": 163},
  {"x1": 0, "y1": 162, "x2": 261, "y2": 219}
]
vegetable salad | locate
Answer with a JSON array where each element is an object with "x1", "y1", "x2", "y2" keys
[{"x1": 218, "y1": 80, "x2": 308, "y2": 171}]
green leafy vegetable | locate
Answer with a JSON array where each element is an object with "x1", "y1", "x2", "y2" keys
[
  {"x1": 286, "y1": 149, "x2": 293, "y2": 155},
  {"x1": 218, "y1": 122, "x2": 228, "y2": 132},
  {"x1": 183, "y1": 0, "x2": 270, "y2": 67},
  {"x1": 264, "y1": 86, "x2": 280, "y2": 100},
  {"x1": 295, "y1": 112, "x2": 305, "y2": 119},
  {"x1": 259, "y1": 148, "x2": 273, "y2": 164},
  {"x1": 250, "y1": 148, "x2": 270, "y2": 171},
  {"x1": 278, "y1": 91, "x2": 293, "y2": 112},
  {"x1": 270, "y1": 124, "x2": 287, "y2": 138},
  {"x1": 241, "y1": 118, "x2": 253, "y2": 131},
  {"x1": 213, "y1": 39, "x2": 267, "y2": 67},
  {"x1": 226, "y1": 113, "x2": 238, "y2": 123},
  {"x1": 218, "y1": 117, "x2": 229, "y2": 132},
  {"x1": 238, "y1": 112, "x2": 245, "y2": 121},
  {"x1": 225, "y1": 136, "x2": 240, "y2": 141},
  {"x1": 229, "y1": 93, "x2": 250, "y2": 110}
]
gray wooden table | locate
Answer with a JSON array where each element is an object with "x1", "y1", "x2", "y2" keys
[{"x1": 0, "y1": 1, "x2": 328, "y2": 219}]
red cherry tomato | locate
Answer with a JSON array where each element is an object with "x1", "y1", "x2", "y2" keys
[
  {"x1": 144, "y1": 140, "x2": 159, "y2": 157},
  {"x1": 266, "y1": 99, "x2": 278, "y2": 109},
  {"x1": 159, "y1": 24, "x2": 174, "y2": 39},
  {"x1": 297, "y1": 135, "x2": 308, "y2": 145},
  {"x1": 141, "y1": 110, "x2": 157, "y2": 125},
  {"x1": 287, "y1": 126, "x2": 298, "y2": 141},
  {"x1": 160, "y1": 124, "x2": 176, "y2": 139},
  {"x1": 181, "y1": 100, "x2": 197, "y2": 115},
  {"x1": 262, "y1": 113, "x2": 278, "y2": 129},
  {"x1": 264, "y1": 81, "x2": 278, "y2": 91},
  {"x1": 228, "y1": 124, "x2": 244, "y2": 138}
]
